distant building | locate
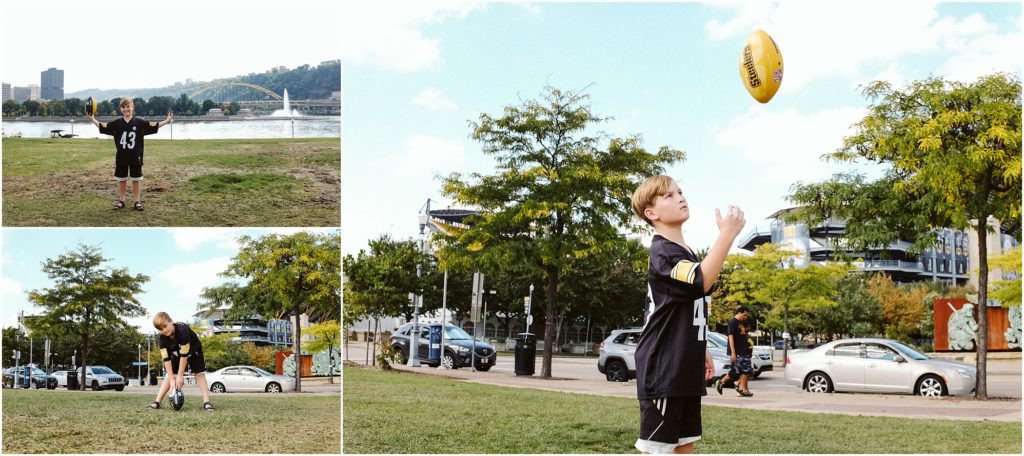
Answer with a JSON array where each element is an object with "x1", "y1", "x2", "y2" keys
[
  {"x1": 236, "y1": 108, "x2": 254, "y2": 117},
  {"x1": 11, "y1": 86, "x2": 37, "y2": 102},
  {"x1": 40, "y1": 67, "x2": 63, "y2": 100},
  {"x1": 192, "y1": 308, "x2": 295, "y2": 347},
  {"x1": 206, "y1": 108, "x2": 224, "y2": 116},
  {"x1": 330, "y1": 91, "x2": 341, "y2": 101},
  {"x1": 320, "y1": 59, "x2": 341, "y2": 66},
  {"x1": 2, "y1": 83, "x2": 10, "y2": 102}
]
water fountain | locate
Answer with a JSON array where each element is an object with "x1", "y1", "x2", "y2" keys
[{"x1": 271, "y1": 89, "x2": 303, "y2": 117}]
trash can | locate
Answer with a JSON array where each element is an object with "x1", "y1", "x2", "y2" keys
[
  {"x1": 150, "y1": 371, "x2": 157, "y2": 386},
  {"x1": 427, "y1": 324, "x2": 443, "y2": 363},
  {"x1": 66, "y1": 372, "x2": 79, "y2": 390},
  {"x1": 514, "y1": 333, "x2": 536, "y2": 376}
]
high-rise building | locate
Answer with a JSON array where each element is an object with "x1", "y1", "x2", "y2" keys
[
  {"x1": 2, "y1": 83, "x2": 11, "y2": 102},
  {"x1": 41, "y1": 67, "x2": 64, "y2": 100}
]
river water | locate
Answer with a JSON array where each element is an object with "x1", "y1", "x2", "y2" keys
[{"x1": 1, "y1": 117, "x2": 340, "y2": 139}]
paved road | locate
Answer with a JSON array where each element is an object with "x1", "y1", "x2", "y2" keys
[{"x1": 344, "y1": 345, "x2": 1021, "y2": 422}]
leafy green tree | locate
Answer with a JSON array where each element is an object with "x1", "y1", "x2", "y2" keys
[
  {"x1": 27, "y1": 244, "x2": 149, "y2": 390},
  {"x1": 343, "y1": 235, "x2": 434, "y2": 364},
  {"x1": 22, "y1": 100, "x2": 42, "y2": 116},
  {"x1": 3, "y1": 99, "x2": 22, "y2": 117},
  {"x1": 438, "y1": 87, "x2": 682, "y2": 378},
  {"x1": 198, "y1": 331, "x2": 248, "y2": 371},
  {"x1": 241, "y1": 342, "x2": 277, "y2": 373},
  {"x1": 305, "y1": 320, "x2": 340, "y2": 383},
  {"x1": 987, "y1": 246, "x2": 1021, "y2": 307},
  {"x1": 201, "y1": 99, "x2": 217, "y2": 114},
  {"x1": 131, "y1": 97, "x2": 147, "y2": 116},
  {"x1": 97, "y1": 100, "x2": 113, "y2": 116},
  {"x1": 787, "y1": 73, "x2": 1021, "y2": 398},
  {"x1": 814, "y1": 274, "x2": 883, "y2": 340},
  {"x1": 145, "y1": 96, "x2": 173, "y2": 116},
  {"x1": 218, "y1": 231, "x2": 340, "y2": 392},
  {"x1": 46, "y1": 99, "x2": 67, "y2": 117},
  {"x1": 2, "y1": 327, "x2": 30, "y2": 367},
  {"x1": 107, "y1": 97, "x2": 124, "y2": 115},
  {"x1": 64, "y1": 97, "x2": 84, "y2": 116}
]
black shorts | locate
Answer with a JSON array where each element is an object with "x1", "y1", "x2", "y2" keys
[
  {"x1": 170, "y1": 352, "x2": 206, "y2": 375},
  {"x1": 636, "y1": 396, "x2": 702, "y2": 453},
  {"x1": 114, "y1": 155, "x2": 143, "y2": 181},
  {"x1": 729, "y1": 354, "x2": 754, "y2": 377}
]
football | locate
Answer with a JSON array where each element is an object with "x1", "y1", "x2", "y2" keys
[
  {"x1": 171, "y1": 388, "x2": 185, "y2": 411},
  {"x1": 85, "y1": 96, "x2": 96, "y2": 116},
  {"x1": 739, "y1": 29, "x2": 784, "y2": 103}
]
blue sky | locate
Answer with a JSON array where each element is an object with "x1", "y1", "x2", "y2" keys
[
  {"x1": 341, "y1": 1, "x2": 1022, "y2": 256},
  {"x1": 1, "y1": 228, "x2": 338, "y2": 334}
]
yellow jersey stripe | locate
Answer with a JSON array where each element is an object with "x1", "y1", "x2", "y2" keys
[{"x1": 670, "y1": 261, "x2": 699, "y2": 285}]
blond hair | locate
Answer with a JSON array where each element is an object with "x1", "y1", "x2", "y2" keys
[
  {"x1": 119, "y1": 97, "x2": 133, "y2": 108},
  {"x1": 152, "y1": 312, "x2": 173, "y2": 330},
  {"x1": 631, "y1": 175, "x2": 675, "y2": 226}
]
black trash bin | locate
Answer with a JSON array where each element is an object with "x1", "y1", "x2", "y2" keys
[
  {"x1": 514, "y1": 333, "x2": 536, "y2": 376},
  {"x1": 150, "y1": 371, "x2": 157, "y2": 386},
  {"x1": 66, "y1": 371, "x2": 79, "y2": 390}
]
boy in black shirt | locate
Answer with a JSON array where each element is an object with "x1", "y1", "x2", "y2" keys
[
  {"x1": 88, "y1": 98, "x2": 173, "y2": 211},
  {"x1": 630, "y1": 175, "x2": 745, "y2": 454},
  {"x1": 148, "y1": 312, "x2": 214, "y2": 411},
  {"x1": 714, "y1": 306, "x2": 755, "y2": 397}
]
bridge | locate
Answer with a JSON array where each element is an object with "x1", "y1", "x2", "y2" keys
[{"x1": 188, "y1": 82, "x2": 339, "y2": 115}]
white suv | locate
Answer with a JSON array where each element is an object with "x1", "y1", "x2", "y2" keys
[
  {"x1": 598, "y1": 328, "x2": 731, "y2": 385},
  {"x1": 76, "y1": 365, "x2": 125, "y2": 391}
]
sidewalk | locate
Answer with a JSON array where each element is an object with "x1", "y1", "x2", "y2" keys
[{"x1": 365, "y1": 356, "x2": 1021, "y2": 423}]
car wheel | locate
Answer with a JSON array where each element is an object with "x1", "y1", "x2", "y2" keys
[
  {"x1": 605, "y1": 360, "x2": 629, "y2": 382},
  {"x1": 266, "y1": 382, "x2": 282, "y2": 393},
  {"x1": 805, "y1": 371, "x2": 833, "y2": 393},
  {"x1": 916, "y1": 374, "x2": 947, "y2": 397},
  {"x1": 114, "y1": 387, "x2": 124, "y2": 391},
  {"x1": 211, "y1": 382, "x2": 226, "y2": 393},
  {"x1": 441, "y1": 353, "x2": 456, "y2": 370},
  {"x1": 475, "y1": 364, "x2": 492, "y2": 372},
  {"x1": 393, "y1": 347, "x2": 407, "y2": 365},
  {"x1": 92, "y1": 380, "x2": 100, "y2": 391}
]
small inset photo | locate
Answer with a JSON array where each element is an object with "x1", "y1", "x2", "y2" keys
[{"x1": 1, "y1": 0, "x2": 340, "y2": 227}]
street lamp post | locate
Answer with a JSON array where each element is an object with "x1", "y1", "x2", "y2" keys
[{"x1": 137, "y1": 344, "x2": 142, "y2": 386}]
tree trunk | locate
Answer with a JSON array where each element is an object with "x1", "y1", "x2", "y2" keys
[
  {"x1": 294, "y1": 303, "x2": 302, "y2": 393},
  {"x1": 975, "y1": 219, "x2": 989, "y2": 399},
  {"x1": 541, "y1": 267, "x2": 558, "y2": 378}
]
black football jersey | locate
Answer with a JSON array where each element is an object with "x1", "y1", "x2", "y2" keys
[
  {"x1": 159, "y1": 322, "x2": 201, "y2": 361},
  {"x1": 727, "y1": 317, "x2": 752, "y2": 356},
  {"x1": 635, "y1": 235, "x2": 710, "y2": 400},
  {"x1": 98, "y1": 116, "x2": 159, "y2": 161}
]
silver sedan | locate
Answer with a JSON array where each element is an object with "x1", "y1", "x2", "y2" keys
[
  {"x1": 784, "y1": 338, "x2": 976, "y2": 397},
  {"x1": 205, "y1": 366, "x2": 296, "y2": 393}
]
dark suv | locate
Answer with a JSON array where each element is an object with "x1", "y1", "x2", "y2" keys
[
  {"x1": 4, "y1": 366, "x2": 58, "y2": 389},
  {"x1": 389, "y1": 323, "x2": 497, "y2": 371}
]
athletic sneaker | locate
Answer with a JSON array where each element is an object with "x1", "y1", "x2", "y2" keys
[
  {"x1": 714, "y1": 379, "x2": 723, "y2": 395},
  {"x1": 737, "y1": 389, "x2": 753, "y2": 397}
]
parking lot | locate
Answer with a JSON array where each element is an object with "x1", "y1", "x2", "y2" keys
[{"x1": 344, "y1": 344, "x2": 1021, "y2": 422}]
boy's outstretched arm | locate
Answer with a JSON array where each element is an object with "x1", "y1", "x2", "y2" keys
[
  {"x1": 699, "y1": 205, "x2": 746, "y2": 293},
  {"x1": 158, "y1": 112, "x2": 174, "y2": 128},
  {"x1": 87, "y1": 113, "x2": 101, "y2": 128}
]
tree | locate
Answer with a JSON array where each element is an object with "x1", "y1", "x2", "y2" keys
[
  {"x1": 814, "y1": 274, "x2": 883, "y2": 340},
  {"x1": 438, "y1": 86, "x2": 683, "y2": 378},
  {"x1": 22, "y1": 100, "x2": 42, "y2": 116},
  {"x1": 343, "y1": 235, "x2": 434, "y2": 365},
  {"x1": 132, "y1": 97, "x2": 147, "y2": 117},
  {"x1": 305, "y1": 320, "x2": 340, "y2": 383},
  {"x1": 227, "y1": 101, "x2": 241, "y2": 115},
  {"x1": 864, "y1": 274, "x2": 931, "y2": 344},
  {"x1": 3, "y1": 99, "x2": 22, "y2": 117},
  {"x1": 220, "y1": 231, "x2": 340, "y2": 392},
  {"x1": 27, "y1": 244, "x2": 149, "y2": 390},
  {"x1": 64, "y1": 97, "x2": 84, "y2": 116},
  {"x1": 199, "y1": 331, "x2": 249, "y2": 371},
  {"x1": 787, "y1": 73, "x2": 1021, "y2": 399},
  {"x1": 97, "y1": 100, "x2": 113, "y2": 116},
  {"x1": 47, "y1": 99, "x2": 67, "y2": 117},
  {"x1": 987, "y1": 246, "x2": 1021, "y2": 307},
  {"x1": 201, "y1": 99, "x2": 217, "y2": 114},
  {"x1": 2, "y1": 327, "x2": 30, "y2": 367}
]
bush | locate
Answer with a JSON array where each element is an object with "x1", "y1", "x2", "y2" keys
[{"x1": 376, "y1": 340, "x2": 396, "y2": 370}]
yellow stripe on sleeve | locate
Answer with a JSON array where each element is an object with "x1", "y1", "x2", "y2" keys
[
  {"x1": 670, "y1": 261, "x2": 699, "y2": 285},
  {"x1": 180, "y1": 343, "x2": 190, "y2": 356}
]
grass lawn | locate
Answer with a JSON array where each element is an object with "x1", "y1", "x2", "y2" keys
[
  {"x1": 2, "y1": 137, "x2": 340, "y2": 226},
  {"x1": 343, "y1": 366, "x2": 1022, "y2": 454},
  {"x1": 1, "y1": 389, "x2": 340, "y2": 453}
]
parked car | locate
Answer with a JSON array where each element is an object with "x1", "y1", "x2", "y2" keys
[
  {"x1": 389, "y1": 323, "x2": 497, "y2": 371},
  {"x1": 51, "y1": 370, "x2": 70, "y2": 388},
  {"x1": 206, "y1": 365, "x2": 295, "y2": 393},
  {"x1": 76, "y1": 365, "x2": 126, "y2": 391},
  {"x1": 3, "y1": 366, "x2": 58, "y2": 389},
  {"x1": 784, "y1": 338, "x2": 976, "y2": 397},
  {"x1": 706, "y1": 331, "x2": 773, "y2": 378},
  {"x1": 597, "y1": 328, "x2": 731, "y2": 385}
]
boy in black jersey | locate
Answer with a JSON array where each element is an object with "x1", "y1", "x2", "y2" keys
[
  {"x1": 87, "y1": 98, "x2": 173, "y2": 211},
  {"x1": 714, "y1": 306, "x2": 755, "y2": 396},
  {"x1": 149, "y1": 312, "x2": 214, "y2": 411},
  {"x1": 630, "y1": 175, "x2": 745, "y2": 454}
]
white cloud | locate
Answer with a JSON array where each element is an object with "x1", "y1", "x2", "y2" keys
[
  {"x1": 1, "y1": 277, "x2": 24, "y2": 300},
  {"x1": 169, "y1": 229, "x2": 243, "y2": 251},
  {"x1": 413, "y1": 88, "x2": 459, "y2": 111},
  {"x1": 342, "y1": 1, "x2": 485, "y2": 72},
  {"x1": 705, "y1": 1, "x2": 1020, "y2": 90},
  {"x1": 157, "y1": 257, "x2": 232, "y2": 300},
  {"x1": 388, "y1": 135, "x2": 467, "y2": 179}
]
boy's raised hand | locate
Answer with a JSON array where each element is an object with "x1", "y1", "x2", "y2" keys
[
  {"x1": 715, "y1": 205, "x2": 747, "y2": 239},
  {"x1": 165, "y1": 112, "x2": 174, "y2": 124}
]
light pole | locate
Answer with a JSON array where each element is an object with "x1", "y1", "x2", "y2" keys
[
  {"x1": 527, "y1": 284, "x2": 534, "y2": 333},
  {"x1": 137, "y1": 344, "x2": 142, "y2": 386}
]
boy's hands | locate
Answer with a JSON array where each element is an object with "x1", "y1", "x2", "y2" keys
[
  {"x1": 165, "y1": 112, "x2": 174, "y2": 124},
  {"x1": 175, "y1": 375, "x2": 184, "y2": 390},
  {"x1": 715, "y1": 205, "x2": 746, "y2": 240},
  {"x1": 704, "y1": 350, "x2": 715, "y2": 381}
]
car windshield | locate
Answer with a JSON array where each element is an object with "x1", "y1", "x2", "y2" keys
[
  {"x1": 888, "y1": 341, "x2": 929, "y2": 361},
  {"x1": 706, "y1": 331, "x2": 727, "y2": 347},
  {"x1": 31, "y1": 367, "x2": 47, "y2": 376},
  {"x1": 92, "y1": 366, "x2": 115, "y2": 375}
]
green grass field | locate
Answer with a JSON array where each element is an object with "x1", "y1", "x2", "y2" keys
[
  {"x1": 343, "y1": 366, "x2": 1022, "y2": 454},
  {"x1": 2, "y1": 389, "x2": 340, "y2": 453},
  {"x1": 2, "y1": 137, "x2": 340, "y2": 226}
]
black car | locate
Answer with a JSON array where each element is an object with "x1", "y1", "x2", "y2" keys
[
  {"x1": 4, "y1": 366, "x2": 58, "y2": 389},
  {"x1": 389, "y1": 323, "x2": 497, "y2": 371}
]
